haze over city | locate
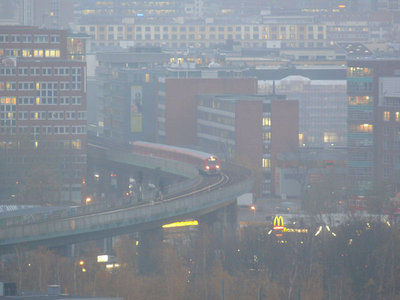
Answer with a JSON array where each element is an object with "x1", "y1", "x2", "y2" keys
[{"x1": 0, "y1": 0, "x2": 399, "y2": 299}]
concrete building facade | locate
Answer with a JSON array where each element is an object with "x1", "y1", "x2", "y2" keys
[
  {"x1": 0, "y1": 26, "x2": 86, "y2": 203},
  {"x1": 159, "y1": 78, "x2": 257, "y2": 146}
]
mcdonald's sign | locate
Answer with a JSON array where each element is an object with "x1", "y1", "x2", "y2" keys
[{"x1": 273, "y1": 215, "x2": 284, "y2": 231}]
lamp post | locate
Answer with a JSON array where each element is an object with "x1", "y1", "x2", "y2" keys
[
  {"x1": 250, "y1": 205, "x2": 256, "y2": 218},
  {"x1": 85, "y1": 196, "x2": 92, "y2": 205}
]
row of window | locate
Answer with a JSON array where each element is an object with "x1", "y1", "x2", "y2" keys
[
  {"x1": 17, "y1": 96, "x2": 82, "y2": 106},
  {"x1": 102, "y1": 33, "x2": 323, "y2": 41},
  {"x1": 15, "y1": 125, "x2": 86, "y2": 135},
  {"x1": 0, "y1": 49, "x2": 61, "y2": 58},
  {"x1": 197, "y1": 111, "x2": 235, "y2": 126},
  {"x1": 197, "y1": 123, "x2": 236, "y2": 140},
  {"x1": 383, "y1": 111, "x2": 400, "y2": 122},
  {"x1": 0, "y1": 34, "x2": 60, "y2": 43},
  {"x1": 347, "y1": 67, "x2": 373, "y2": 78},
  {"x1": 82, "y1": 25, "x2": 324, "y2": 33},
  {"x1": 1, "y1": 67, "x2": 81, "y2": 76},
  {"x1": 348, "y1": 95, "x2": 373, "y2": 105},
  {"x1": 95, "y1": 40, "x2": 326, "y2": 49},
  {"x1": 0, "y1": 81, "x2": 82, "y2": 91},
  {"x1": 198, "y1": 99, "x2": 236, "y2": 113},
  {"x1": 17, "y1": 110, "x2": 86, "y2": 120}
]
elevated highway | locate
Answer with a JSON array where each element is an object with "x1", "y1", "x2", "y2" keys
[{"x1": 0, "y1": 137, "x2": 252, "y2": 253}]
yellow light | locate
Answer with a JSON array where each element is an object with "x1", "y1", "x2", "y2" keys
[
  {"x1": 162, "y1": 220, "x2": 199, "y2": 228},
  {"x1": 273, "y1": 215, "x2": 284, "y2": 230},
  {"x1": 283, "y1": 228, "x2": 308, "y2": 233},
  {"x1": 97, "y1": 255, "x2": 109, "y2": 263},
  {"x1": 79, "y1": 260, "x2": 85, "y2": 266}
]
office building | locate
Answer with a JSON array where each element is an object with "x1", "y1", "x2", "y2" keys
[
  {"x1": 347, "y1": 58, "x2": 400, "y2": 195},
  {"x1": 0, "y1": 26, "x2": 86, "y2": 203},
  {"x1": 159, "y1": 77, "x2": 257, "y2": 146}
]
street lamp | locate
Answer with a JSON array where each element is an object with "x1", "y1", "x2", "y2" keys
[
  {"x1": 250, "y1": 205, "x2": 256, "y2": 218},
  {"x1": 85, "y1": 196, "x2": 92, "y2": 205}
]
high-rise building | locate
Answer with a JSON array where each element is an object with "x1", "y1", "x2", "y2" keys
[
  {"x1": 0, "y1": 26, "x2": 87, "y2": 203},
  {"x1": 260, "y1": 76, "x2": 347, "y2": 148},
  {"x1": 347, "y1": 59, "x2": 400, "y2": 195}
]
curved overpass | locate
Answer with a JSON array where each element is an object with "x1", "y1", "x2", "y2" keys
[{"x1": 0, "y1": 139, "x2": 252, "y2": 253}]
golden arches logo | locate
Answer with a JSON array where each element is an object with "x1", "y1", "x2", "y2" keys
[{"x1": 273, "y1": 215, "x2": 284, "y2": 230}]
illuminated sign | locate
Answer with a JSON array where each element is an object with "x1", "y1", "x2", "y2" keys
[
  {"x1": 162, "y1": 220, "x2": 199, "y2": 228},
  {"x1": 283, "y1": 228, "x2": 308, "y2": 233},
  {"x1": 97, "y1": 255, "x2": 109, "y2": 263},
  {"x1": 273, "y1": 216, "x2": 308, "y2": 233},
  {"x1": 273, "y1": 216, "x2": 284, "y2": 231}
]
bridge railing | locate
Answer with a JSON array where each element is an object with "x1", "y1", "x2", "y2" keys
[
  {"x1": 0, "y1": 175, "x2": 252, "y2": 245},
  {"x1": 0, "y1": 149, "x2": 202, "y2": 229}
]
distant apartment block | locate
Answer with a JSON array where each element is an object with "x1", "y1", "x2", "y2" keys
[
  {"x1": 75, "y1": 22, "x2": 330, "y2": 50},
  {"x1": 0, "y1": 26, "x2": 87, "y2": 203},
  {"x1": 347, "y1": 59, "x2": 400, "y2": 195}
]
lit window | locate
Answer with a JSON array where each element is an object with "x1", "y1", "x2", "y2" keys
[
  {"x1": 264, "y1": 132, "x2": 271, "y2": 140},
  {"x1": 22, "y1": 49, "x2": 32, "y2": 57},
  {"x1": 396, "y1": 112, "x2": 400, "y2": 122},
  {"x1": 357, "y1": 124, "x2": 373, "y2": 133},
  {"x1": 34, "y1": 50, "x2": 43, "y2": 57},
  {"x1": 262, "y1": 158, "x2": 271, "y2": 168},
  {"x1": 324, "y1": 132, "x2": 338, "y2": 143},
  {"x1": 384, "y1": 111, "x2": 390, "y2": 121},
  {"x1": 262, "y1": 117, "x2": 271, "y2": 126}
]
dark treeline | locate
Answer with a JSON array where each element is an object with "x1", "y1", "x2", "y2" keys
[{"x1": 1, "y1": 219, "x2": 400, "y2": 300}]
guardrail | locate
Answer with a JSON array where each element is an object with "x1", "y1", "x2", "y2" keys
[
  {"x1": 0, "y1": 148, "x2": 201, "y2": 230},
  {"x1": 0, "y1": 139, "x2": 252, "y2": 250},
  {"x1": 0, "y1": 176, "x2": 252, "y2": 247}
]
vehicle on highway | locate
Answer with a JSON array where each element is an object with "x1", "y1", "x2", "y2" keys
[{"x1": 131, "y1": 141, "x2": 221, "y2": 175}]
